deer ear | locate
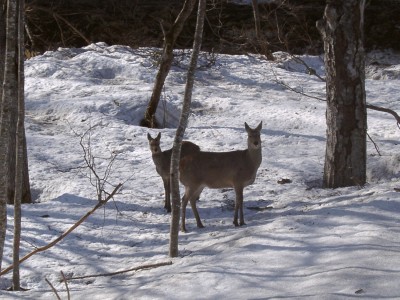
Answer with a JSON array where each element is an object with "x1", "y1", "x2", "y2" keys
[
  {"x1": 156, "y1": 132, "x2": 161, "y2": 141},
  {"x1": 245, "y1": 122, "x2": 250, "y2": 133},
  {"x1": 256, "y1": 121, "x2": 262, "y2": 131},
  {"x1": 147, "y1": 133, "x2": 152, "y2": 141}
]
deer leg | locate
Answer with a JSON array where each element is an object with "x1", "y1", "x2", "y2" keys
[
  {"x1": 181, "y1": 187, "x2": 191, "y2": 233},
  {"x1": 163, "y1": 178, "x2": 171, "y2": 213},
  {"x1": 189, "y1": 187, "x2": 204, "y2": 229},
  {"x1": 239, "y1": 188, "x2": 246, "y2": 226},
  {"x1": 233, "y1": 186, "x2": 245, "y2": 226},
  {"x1": 181, "y1": 186, "x2": 203, "y2": 232}
]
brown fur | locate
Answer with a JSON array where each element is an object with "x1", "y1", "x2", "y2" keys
[
  {"x1": 148, "y1": 132, "x2": 200, "y2": 212},
  {"x1": 179, "y1": 122, "x2": 263, "y2": 232}
]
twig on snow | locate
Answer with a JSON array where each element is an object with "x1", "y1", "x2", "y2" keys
[
  {"x1": 45, "y1": 278, "x2": 62, "y2": 300},
  {"x1": 60, "y1": 271, "x2": 71, "y2": 300},
  {"x1": 45, "y1": 271, "x2": 71, "y2": 300},
  {"x1": 367, "y1": 132, "x2": 382, "y2": 156},
  {"x1": 61, "y1": 261, "x2": 173, "y2": 282},
  {"x1": 366, "y1": 104, "x2": 400, "y2": 128},
  {"x1": 0, "y1": 183, "x2": 123, "y2": 276}
]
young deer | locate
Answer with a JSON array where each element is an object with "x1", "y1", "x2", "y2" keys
[
  {"x1": 148, "y1": 132, "x2": 200, "y2": 212},
  {"x1": 179, "y1": 122, "x2": 262, "y2": 232}
]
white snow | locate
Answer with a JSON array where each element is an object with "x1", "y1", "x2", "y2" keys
[{"x1": 1, "y1": 42, "x2": 400, "y2": 299}]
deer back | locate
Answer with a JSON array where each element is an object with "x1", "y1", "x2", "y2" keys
[
  {"x1": 148, "y1": 132, "x2": 200, "y2": 179},
  {"x1": 179, "y1": 122, "x2": 262, "y2": 189}
]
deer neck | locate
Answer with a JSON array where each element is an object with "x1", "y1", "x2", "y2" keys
[
  {"x1": 247, "y1": 146, "x2": 262, "y2": 169},
  {"x1": 151, "y1": 149, "x2": 164, "y2": 163}
]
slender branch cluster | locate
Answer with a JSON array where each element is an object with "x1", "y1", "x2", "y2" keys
[{"x1": 68, "y1": 122, "x2": 120, "y2": 203}]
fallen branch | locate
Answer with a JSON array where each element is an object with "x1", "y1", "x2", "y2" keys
[
  {"x1": 285, "y1": 52, "x2": 326, "y2": 82},
  {"x1": 61, "y1": 261, "x2": 173, "y2": 282},
  {"x1": 366, "y1": 104, "x2": 400, "y2": 128},
  {"x1": 61, "y1": 271, "x2": 71, "y2": 300},
  {"x1": 45, "y1": 278, "x2": 62, "y2": 300},
  {"x1": 46, "y1": 271, "x2": 71, "y2": 300},
  {"x1": 0, "y1": 183, "x2": 123, "y2": 276},
  {"x1": 367, "y1": 132, "x2": 382, "y2": 156},
  {"x1": 269, "y1": 53, "x2": 400, "y2": 129},
  {"x1": 274, "y1": 71, "x2": 400, "y2": 128}
]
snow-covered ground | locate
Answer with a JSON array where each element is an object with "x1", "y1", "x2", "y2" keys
[{"x1": 1, "y1": 43, "x2": 400, "y2": 299}]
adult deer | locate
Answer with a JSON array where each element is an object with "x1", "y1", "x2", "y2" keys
[
  {"x1": 148, "y1": 132, "x2": 200, "y2": 212},
  {"x1": 179, "y1": 122, "x2": 263, "y2": 232}
]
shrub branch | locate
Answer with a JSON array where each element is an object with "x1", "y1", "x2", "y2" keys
[{"x1": 0, "y1": 183, "x2": 122, "y2": 276}]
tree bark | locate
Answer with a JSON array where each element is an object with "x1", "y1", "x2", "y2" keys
[
  {"x1": 0, "y1": 0, "x2": 5, "y2": 273},
  {"x1": 0, "y1": 0, "x2": 31, "y2": 274},
  {"x1": 0, "y1": 0, "x2": 31, "y2": 208},
  {"x1": 0, "y1": 0, "x2": 18, "y2": 272},
  {"x1": 12, "y1": 0, "x2": 26, "y2": 290},
  {"x1": 251, "y1": 0, "x2": 261, "y2": 39},
  {"x1": 141, "y1": 0, "x2": 197, "y2": 128},
  {"x1": 21, "y1": 132, "x2": 31, "y2": 203},
  {"x1": 317, "y1": 0, "x2": 367, "y2": 188},
  {"x1": 169, "y1": 0, "x2": 206, "y2": 257},
  {"x1": 0, "y1": 0, "x2": 5, "y2": 87}
]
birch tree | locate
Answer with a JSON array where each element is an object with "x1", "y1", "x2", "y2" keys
[
  {"x1": 1, "y1": 0, "x2": 31, "y2": 275},
  {"x1": 11, "y1": 0, "x2": 26, "y2": 290},
  {"x1": 0, "y1": 0, "x2": 18, "y2": 209},
  {"x1": 317, "y1": 0, "x2": 367, "y2": 188},
  {"x1": 0, "y1": 0, "x2": 7, "y2": 274},
  {"x1": 169, "y1": 0, "x2": 206, "y2": 257}
]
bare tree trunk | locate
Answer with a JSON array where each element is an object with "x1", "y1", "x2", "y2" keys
[
  {"x1": 141, "y1": 0, "x2": 197, "y2": 128},
  {"x1": 0, "y1": 0, "x2": 5, "y2": 87},
  {"x1": 21, "y1": 133, "x2": 31, "y2": 203},
  {"x1": 0, "y1": 0, "x2": 18, "y2": 272},
  {"x1": 0, "y1": 0, "x2": 6, "y2": 273},
  {"x1": 12, "y1": 0, "x2": 26, "y2": 290},
  {"x1": 0, "y1": 0, "x2": 30, "y2": 274},
  {"x1": 317, "y1": 0, "x2": 367, "y2": 188},
  {"x1": 0, "y1": 0, "x2": 31, "y2": 208},
  {"x1": 251, "y1": 0, "x2": 261, "y2": 39},
  {"x1": 169, "y1": 0, "x2": 206, "y2": 258},
  {"x1": 251, "y1": 0, "x2": 274, "y2": 60}
]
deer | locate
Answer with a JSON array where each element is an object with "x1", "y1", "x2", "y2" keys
[
  {"x1": 147, "y1": 132, "x2": 200, "y2": 213},
  {"x1": 179, "y1": 121, "x2": 263, "y2": 232}
]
